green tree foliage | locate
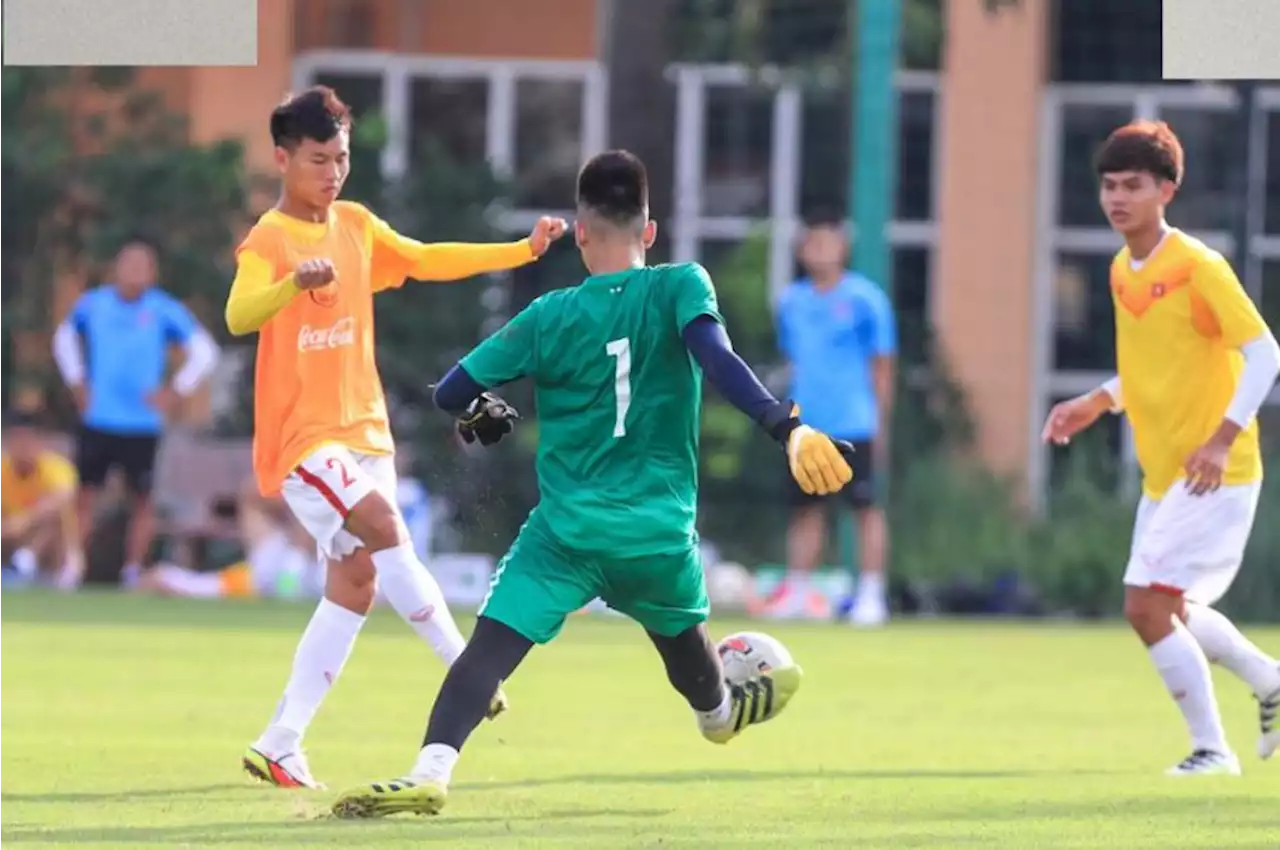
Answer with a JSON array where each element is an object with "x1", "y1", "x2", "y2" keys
[
  {"x1": 1, "y1": 68, "x2": 251, "y2": 423},
  {"x1": 669, "y1": 0, "x2": 943, "y2": 73}
]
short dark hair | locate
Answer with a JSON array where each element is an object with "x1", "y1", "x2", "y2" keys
[
  {"x1": 802, "y1": 207, "x2": 845, "y2": 231},
  {"x1": 117, "y1": 232, "x2": 160, "y2": 256},
  {"x1": 1094, "y1": 120, "x2": 1184, "y2": 187},
  {"x1": 270, "y1": 86, "x2": 352, "y2": 150},
  {"x1": 576, "y1": 150, "x2": 648, "y2": 228}
]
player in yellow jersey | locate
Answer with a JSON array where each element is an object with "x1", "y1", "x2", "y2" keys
[
  {"x1": 1, "y1": 411, "x2": 83, "y2": 589},
  {"x1": 1043, "y1": 121, "x2": 1280, "y2": 775},
  {"x1": 226, "y1": 86, "x2": 565, "y2": 790}
]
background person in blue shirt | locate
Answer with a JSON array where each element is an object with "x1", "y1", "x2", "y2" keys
[
  {"x1": 767, "y1": 211, "x2": 897, "y2": 626},
  {"x1": 52, "y1": 236, "x2": 219, "y2": 587}
]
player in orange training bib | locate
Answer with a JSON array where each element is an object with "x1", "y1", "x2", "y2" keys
[
  {"x1": 226, "y1": 86, "x2": 566, "y2": 790},
  {"x1": 1042, "y1": 121, "x2": 1280, "y2": 776}
]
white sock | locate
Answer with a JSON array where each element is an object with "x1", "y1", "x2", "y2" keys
[
  {"x1": 785, "y1": 571, "x2": 809, "y2": 595},
  {"x1": 1148, "y1": 623, "x2": 1230, "y2": 754},
  {"x1": 695, "y1": 688, "x2": 733, "y2": 730},
  {"x1": 411, "y1": 743, "x2": 459, "y2": 784},
  {"x1": 370, "y1": 541, "x2": 467, "y2": 666},
  {"x1": 11, "y1": 547, "x2": 38, "y2": 578},
  {"x1": 858, "y1": 571, "x2": 886, "y2": 601},
  {"x1": 256, "y1": 598, "x2": 365, "y2": 754},
  {"x1": 121, "y1": 563, "x2": 143, "y2": 587},
  {"x1": 1185, "y1": 604, "x2": 1280, "y2": 698}
]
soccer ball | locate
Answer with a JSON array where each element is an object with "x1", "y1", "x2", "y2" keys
[{"x1": 716, "y1": 631, "x2": 795, "y2": 684}]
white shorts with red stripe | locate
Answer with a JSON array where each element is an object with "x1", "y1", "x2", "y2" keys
[
  {"x1": 280, "y1": 444, "x2": 399, "y2": 561},
  {"x1": 1122, "y1": 481, "x2": 1261, "y2": 605}
]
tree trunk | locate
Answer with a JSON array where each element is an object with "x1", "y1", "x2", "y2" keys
[{"x1": 604, "y1": 0, "x2": 676, "y2": 260}]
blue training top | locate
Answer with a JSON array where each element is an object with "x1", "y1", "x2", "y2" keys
[{"x1": 69, "y1": 285, "x2": 199, "y2": 435}]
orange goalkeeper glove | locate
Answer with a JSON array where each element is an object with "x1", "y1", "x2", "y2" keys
[{"x1": 758, "y1": 401, "x2": 856, "y2": 496}]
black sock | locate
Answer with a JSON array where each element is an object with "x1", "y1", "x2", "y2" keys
[
  {"x1": 423, "y1": 616, "x2": 532, "y2": 750},
  {"x1": 647, "y1": 624, "x2": 726, "y2": 712}
]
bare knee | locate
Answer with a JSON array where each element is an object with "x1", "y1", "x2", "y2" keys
[
  {"x1": 326, "y1": 551, "x2": 377, "y2": 614},
  {"x1": 1123, "y1": 585, "x2": 1183, "y2": 645},
  {"x1": 344, "y1": 491, "x2": 404, "y2": 552}
]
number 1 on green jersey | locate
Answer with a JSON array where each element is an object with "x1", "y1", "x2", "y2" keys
[{"x1": 606, "y1": 338, "x2": 631, "y2": 437}]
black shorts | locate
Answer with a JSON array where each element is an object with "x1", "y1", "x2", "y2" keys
[
  {"x1": 784, "y1": 438, "x2": 876, "y2": 510},
  {"x1": 75, "y1": 426, "x2": 159, "y2": 496}
]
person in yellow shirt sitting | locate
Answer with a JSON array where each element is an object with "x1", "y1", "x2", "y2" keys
[{"x1": 1, "y1": 412, "x2": 85, "y2": 589}]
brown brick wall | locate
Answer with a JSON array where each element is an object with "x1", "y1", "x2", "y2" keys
[{"x1": 292, "y1": 0, "x2": 598, "y2": 59}]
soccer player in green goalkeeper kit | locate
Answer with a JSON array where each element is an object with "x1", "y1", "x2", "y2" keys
[{"x1": 332, "y1": 150, "x2": 856, "y2": 818}]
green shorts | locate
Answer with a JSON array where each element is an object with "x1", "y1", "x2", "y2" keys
[{"x1": 479, "y1": 510, "x2": 709, "y2": 644}]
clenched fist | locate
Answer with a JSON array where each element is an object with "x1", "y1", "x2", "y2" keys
[
  {"x1": 295, "y1": 258, "x2": 337, "y2": 290},
  {"x1": 528, "y1": 216, "x2": 569, "y2": 257}
]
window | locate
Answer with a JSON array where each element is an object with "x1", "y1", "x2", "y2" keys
[
  {"x1": 799, "y1": 88, "x2": 848, "y2": 216},
  {"x1": 315, "y1": 72, "x2": 383, "y2": 119},
  {"x1": 514, "y1": 79, "x2": 584, "y2": 209},
  {"x1": 315, "y1": 73, "x2": 384, "y2": 196},
  {"x1": 799, "y1": 87, "x2": 936, "y2": 222},
  {"x1": 409, "y1": 77, "x2": 489, "y2": 168},
  {"x1": 1058, "y1": 105, "x2": 1132, "y2": 228},
  {"x1": 1160, "y1": 108, "x2": 1239, "y2": 232},
  {"x1": 1052, "y1": 0, "x2": 1163, "y2": 84},
  {"x1": 896, "y1": 91, "x2": 936, "y2": 222},
  {"x1": 892, "y1": 246, "x2": 931, "y2": 367},
  {"x1": 1265, "y1": 111, "x2": 1280, "y2": 234},
  {"x1": 1053, "y1": 252, "x2": 1116, "y2": 371},
  {"x1": 703, "y1": 85, "x2": 774, "y2": 217}
]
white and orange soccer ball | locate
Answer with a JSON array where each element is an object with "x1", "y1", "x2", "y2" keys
[{"x1": 716, "y1": 631, "x2": 796, "y2": 685}]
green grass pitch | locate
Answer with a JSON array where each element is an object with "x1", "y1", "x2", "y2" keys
[{"x1": 2, "y1": 592, "x2": 1278, "y2": 848}]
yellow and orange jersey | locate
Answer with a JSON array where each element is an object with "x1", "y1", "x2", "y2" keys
[
  {"x1": 0, "y1": 450, "x2": 77, "y2": 519},
  {"x1": 227, "y1": 201, "x2": 535, "y2": 495},
  {"x1": 1111, "y1": 229, "x2": 1269, "y2": 498}
]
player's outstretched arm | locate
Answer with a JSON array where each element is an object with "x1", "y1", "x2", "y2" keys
[
  {"x1": 369, "y1": 213, "x2": 566, "y2": 284},
  {"x1": 682, "y1": 315, "x2": 852, "y2": 496},
  {"x1": 224, "y1": 251, "x2": 302, "y2": 336}
]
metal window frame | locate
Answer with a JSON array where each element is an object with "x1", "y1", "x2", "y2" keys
[
  {"x1": 1030, "y1": 83, "x2": 1280, "y2": 512},
  {"x1": 292, "y1": 50, "x2": 609, "y2": 232},
  {"x1": 669, "y1": 64, "x2": 941, "y2": 305}
]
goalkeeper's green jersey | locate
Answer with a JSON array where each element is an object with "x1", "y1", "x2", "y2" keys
[{"x1": 461, "y1": 262, "x2": 722, "y2": 558}]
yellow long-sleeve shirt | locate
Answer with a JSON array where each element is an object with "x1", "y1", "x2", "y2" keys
[
  {"x1": 226, "y1": 201, "x2": 537, "y2": 494},
  {"x1": 225, "y1": 204, "x2": 536, "y2": 336}
]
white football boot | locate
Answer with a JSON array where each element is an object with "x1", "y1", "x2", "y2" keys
[
  {"x1": 1165, "y1": 749, "x2": 1241, "y2": 777},
  {"x1": 1256, "y1": 679, "x2": 1279, "y2": 760}
]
